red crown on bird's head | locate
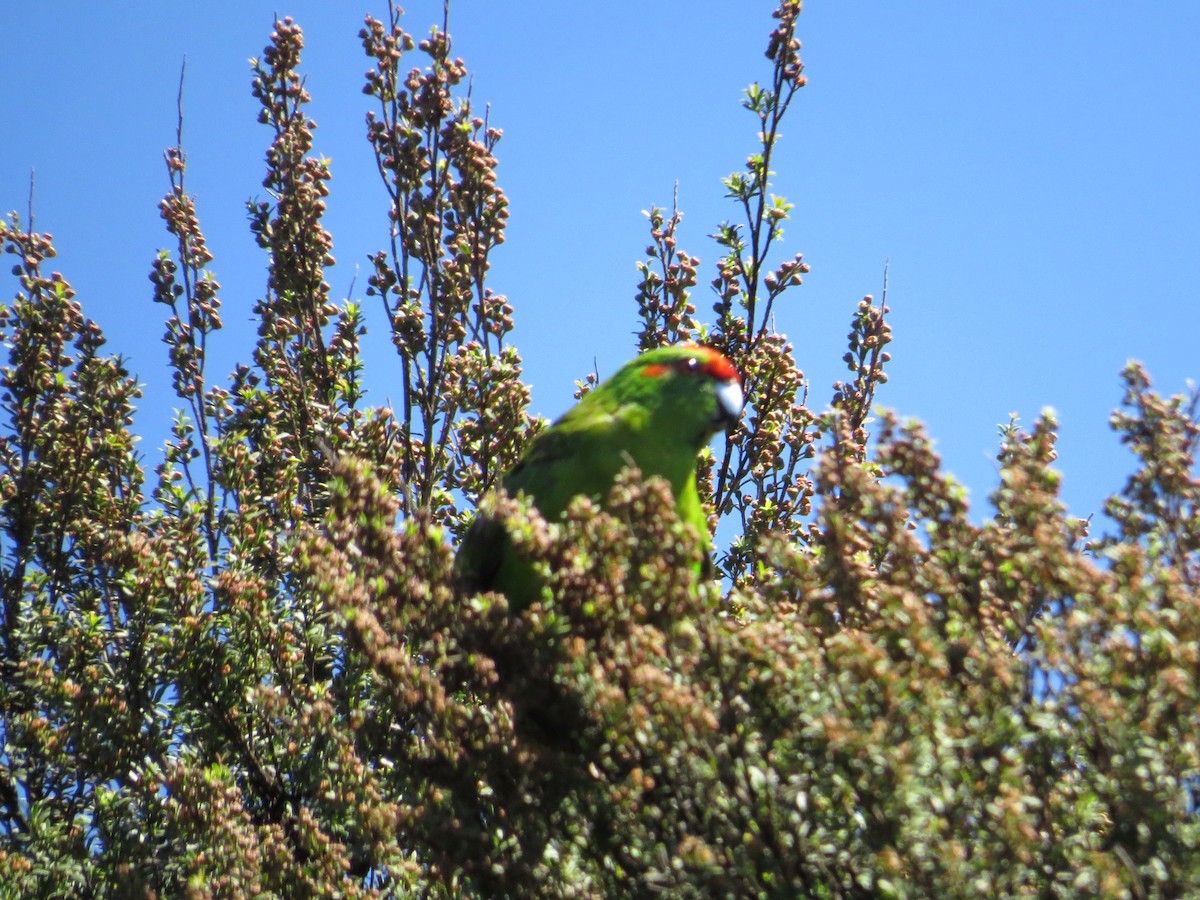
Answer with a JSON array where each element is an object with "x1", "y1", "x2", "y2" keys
[
  {"x1": 638, "y1": 343, "x2": 742, "y2": 386},
  {"x1": 690, "y1": 344, "x2": 741, "y2": 385}
]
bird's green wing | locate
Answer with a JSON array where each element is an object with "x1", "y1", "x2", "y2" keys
[
  {"x1": 455, "y1": 411, "x2": 620, "y2": 595},
  {"x1": 454, "y1": 511, "x2": 506, "y2": 594},
  {"x1": 502, "y1": 408, "x2": 630, "y2": 518}
]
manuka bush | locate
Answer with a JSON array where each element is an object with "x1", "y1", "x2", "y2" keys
[{"x1": 1, "y1": 1, "x2": 1197, "y2": 896}]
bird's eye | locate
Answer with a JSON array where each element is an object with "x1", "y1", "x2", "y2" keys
[{"x1": 675, "y1": 356, "x2": 701, "y2": 376}]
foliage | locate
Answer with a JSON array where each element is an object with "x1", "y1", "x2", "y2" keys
[{"x1": 2, "y1": 1, "x2": 1198, "y2": 896}]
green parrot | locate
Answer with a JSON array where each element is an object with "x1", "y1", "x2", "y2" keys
[{"x1": 455, "y1": 343, "x2": 743, "y2": 606}]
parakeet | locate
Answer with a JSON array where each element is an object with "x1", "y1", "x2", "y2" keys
[{"x1": 455, "y1": 343, "x2": 743, "y2": 606}]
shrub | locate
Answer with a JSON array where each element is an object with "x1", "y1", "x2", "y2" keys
[{"x1": 1, "y1": 2, "x2": 1196, "y2": 896}]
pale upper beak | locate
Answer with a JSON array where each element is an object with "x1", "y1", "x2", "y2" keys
[{"x1": 714, "y1": 379, "x2": 744, "y2": 429}]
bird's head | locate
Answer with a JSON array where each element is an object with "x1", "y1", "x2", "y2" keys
[{"x1": 602, "y1": 343, "x2": 744, "y2": 448}]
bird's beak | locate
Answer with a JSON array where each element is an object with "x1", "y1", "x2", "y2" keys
[{"x1": 714, "y1": 379, "x2": 744, "y2": 429}]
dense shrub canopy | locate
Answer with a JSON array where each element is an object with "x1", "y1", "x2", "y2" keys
[{"x1": 1, "y1": 2, "x2": 1198, "y2": 896}]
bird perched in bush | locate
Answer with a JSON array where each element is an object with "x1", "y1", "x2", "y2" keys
[{"x1": 456, "y1": 343, "x2": 743, "y2": 606}]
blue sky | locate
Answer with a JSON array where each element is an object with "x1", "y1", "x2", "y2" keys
[{"x1": 2, "y1": 2, "x2": 1197, "y2": 525}]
